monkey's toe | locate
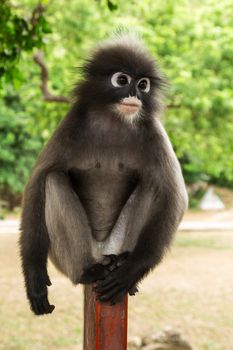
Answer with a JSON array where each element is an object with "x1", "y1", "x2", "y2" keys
[
  {"x1": 104, "y1": 251, "x2": 130, "y2": 272},
  {"x1": 80, "y1": 252, "x2": 131, "y2": 284},
  {"x1": 102, "y1": 254, "x2": 117, "y2": 265}
]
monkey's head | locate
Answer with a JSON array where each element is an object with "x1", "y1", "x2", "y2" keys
[{"x1": 75, "y1": 34, "x2": 165, "y2": 123}]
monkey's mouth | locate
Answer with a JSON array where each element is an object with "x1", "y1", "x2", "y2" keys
[{"x1": 117, "y1": 96, "x2": 142, "y2": 114}]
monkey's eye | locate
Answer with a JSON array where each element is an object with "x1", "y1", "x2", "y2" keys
[
  {"x1": 111, "y1": 72, "x2": 131, "y2": 87},
  {"x1": 137, "y1": 78, "x2": 150, "y2": 93}
]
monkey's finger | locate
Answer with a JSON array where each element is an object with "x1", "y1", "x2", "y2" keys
[
  {"x1": 38, "y1": 298, "x2": 47, "y2": 315},
  {"x1": 95, "y1": 276, "x2": 118, "y2": 291},
  {"x1": 43, "y1": 272, "x2": 52, "y2": 286},
  {"x1": 95, "y1": 280, "x2": 119, "y2": 294},
  {"x1": 42, "y1": 297, "x2": 55, "y2": 314},
  {"x1": 104, "y1": 254, "x2": 117, "y2": 259},
  {"x1": 30, "y1": 296, "x2": 54, "y2": 315},
  {"x1": 118, "y1": 252, "x2": 129, "y2": 261},
  {"x1": 32, "y1": 298, "x2": 45, "y2": 315},
  {"x1": 110, "y1": 291, "x2": 126, "y2": 305},
  {"x1": 95, "y1": 281, "x2": 118, "y2": 294},
  {"x1": 96, "y1": 281, "x2": 122, "y2": 295},
  {"x1": 98, "y1": 285, "x2": 123, "y2": 302},
  {"x1": 107, "y1": 263, "x2": 118, "y2": 272},
  {"x1": 127, "y1": 280, "x2": 139, "y2": 295},
  {"x1": 38, "y1": 297, "x2": 51, "y2": 315},
  {"x1": 103, "y1": 268, "x2": 111, "y2": 277},
  {"x1": 46, "y1": 277, "x2": 52, "y2": 286},
  {"x1": 96, "y1": 273, "x2": 115, "y2": 286},
  {"x1": 30, "y1": 299, "x2": 40, "y2": 315},
  {"x1": 128, "y1": 286, "x2": 139, "y2": 296}
]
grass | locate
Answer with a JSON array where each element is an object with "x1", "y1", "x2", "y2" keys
[
  {"x1": 175, "y1": 231, "x2": 233, "y2": 250},
  {"x1": 1, "y1": 230, "x2": 233, "y2": 350}
]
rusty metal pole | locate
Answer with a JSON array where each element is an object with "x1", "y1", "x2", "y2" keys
[{"x1": 84, "y1": 284, "x2": 128, "y2": 350}]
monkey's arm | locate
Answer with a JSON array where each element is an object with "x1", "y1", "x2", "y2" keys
[
  {"x1": 20, "y1": 166, "x2": 55, "y2": 315},
  {"x1": 95, "y1": 121, "x2": 188, "y2": 303}
]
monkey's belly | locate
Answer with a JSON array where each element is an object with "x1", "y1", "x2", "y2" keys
[{"x1": 69, "y1": 168, "x2": 137, "y2": 241}]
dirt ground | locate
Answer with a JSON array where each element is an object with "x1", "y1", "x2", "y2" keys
[
  {"x1": 184, "y1": 208, "x2": 233, "y2": 222},
  {"x1": 1, "y1": 230, "x2": 233, "y2": 350}
]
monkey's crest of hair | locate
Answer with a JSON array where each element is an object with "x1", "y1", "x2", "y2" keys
[
  {"x1": 97, "y1": 32, "x2": 147, "y2": 56},
  {"x1": 82, "y1": 33, "x2": 164, "y2": 82}
]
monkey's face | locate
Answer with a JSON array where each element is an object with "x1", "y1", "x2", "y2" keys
[
  {"x1": 109, "y1": 72, "x2": 151, "y2": 122},
  {"x1": 76, "y1": 36, "x2": 165, "y2": 123}
]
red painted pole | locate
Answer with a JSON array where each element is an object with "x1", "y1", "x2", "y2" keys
[{"x1": 84, "y1": 284, "x2": 128, "y2": 350}]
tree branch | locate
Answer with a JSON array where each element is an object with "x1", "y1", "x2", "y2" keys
[
  {"x1": 33, "y1": 47, "x2": 182, "y2": 107},
  {"x1": 167, "y1": 103, "x2": 182, "y2": 109},
  {"x1": 31, "y1": 3, "x2": 46, "y2": 27},
  {"x1": 33, "y1": 50, "x2": 70, "y2": 103}
]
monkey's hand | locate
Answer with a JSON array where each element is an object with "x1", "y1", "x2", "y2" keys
[
  {"x1": 95, "y1": 258, "x2": 147, "y2": 304},
  {"x1": 79, "y1": 252, "x2": 129, "y2": 284},
  {"x1": 26, "y1": 269, "x2": 55, "y2": 315},
  {"x1": 79, "y1": 263, "x2": 109, "y2": 284}
]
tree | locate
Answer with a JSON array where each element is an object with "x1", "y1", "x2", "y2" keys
[
  {"x1": 0, "y1": 0, "x2": 51, "y2": 89},
  {"x1": 0, "y1": 0, "x2": 233, "y2": 208}
]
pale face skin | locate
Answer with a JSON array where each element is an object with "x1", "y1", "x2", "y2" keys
[{"x1": 115, "y1": 95, "x2": 142, "y2": 120}]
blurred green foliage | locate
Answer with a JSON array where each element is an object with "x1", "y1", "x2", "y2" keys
[
  {"x1": 0, "y1": 0, "x2": 51, "y2": 87},
  {"x1": 0, "y1": 103, "x2": 42, "y2": 208},
  {"x1": 0, "y1": 0, "x2": 233, "y2": 206}
]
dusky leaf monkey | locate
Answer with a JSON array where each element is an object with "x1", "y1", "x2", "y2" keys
[{"x1": 20, "y1": 34, "x2": 188, "y2": 315}]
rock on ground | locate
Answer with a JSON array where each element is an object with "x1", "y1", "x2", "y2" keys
[{"x1": 128, "y1": 328, "x2": 193, "y2": 350}]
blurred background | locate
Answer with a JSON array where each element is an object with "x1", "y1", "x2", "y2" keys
[{"x1": 0, "y1": 0, "x2": 233, "y2": 349}]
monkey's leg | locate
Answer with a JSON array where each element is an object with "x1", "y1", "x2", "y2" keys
[
  {"x1": 94, "y1": 183, "x2": 160, "y2": 303},
  {"x1": 95, "y1": 176, "x2": 187, "y2": 304},
  {"x1": 78, "y1": 189, "x2": 138, "y2": 284},
  {"x1": 45, "y1": 172, "x2": 98, "y2": 284},
  {"x1": 79, "y1": 193, "x2": 135, "y2": 285},
  {"x1": 80, "y1": 190, "x2": 136, "y2": 292}
]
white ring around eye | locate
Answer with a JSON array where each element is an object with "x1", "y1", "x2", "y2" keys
[
  {"x1": 137, "y1": 77, "x2": 150, "y2": 93},
  {"x1": 111, "y1": 72, "x2": 132, "y2": 87}
]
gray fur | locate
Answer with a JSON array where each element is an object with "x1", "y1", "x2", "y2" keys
[{"x1": 45, "y1": 172, "x2": 94, "y2": 283}]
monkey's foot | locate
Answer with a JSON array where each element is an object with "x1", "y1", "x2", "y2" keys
[
  {"x1": 103, "y1": 253, "x2": 139, "y2": 296},
  {"x1": 104, "y1": 252, "x2": 129, "y2": 272},
  {"x1": 94, "y1": 259, "x2": 147, "y2": 304},
  {"x1": 79, "y1": 263, "x2": 107, "y2": 284}
]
